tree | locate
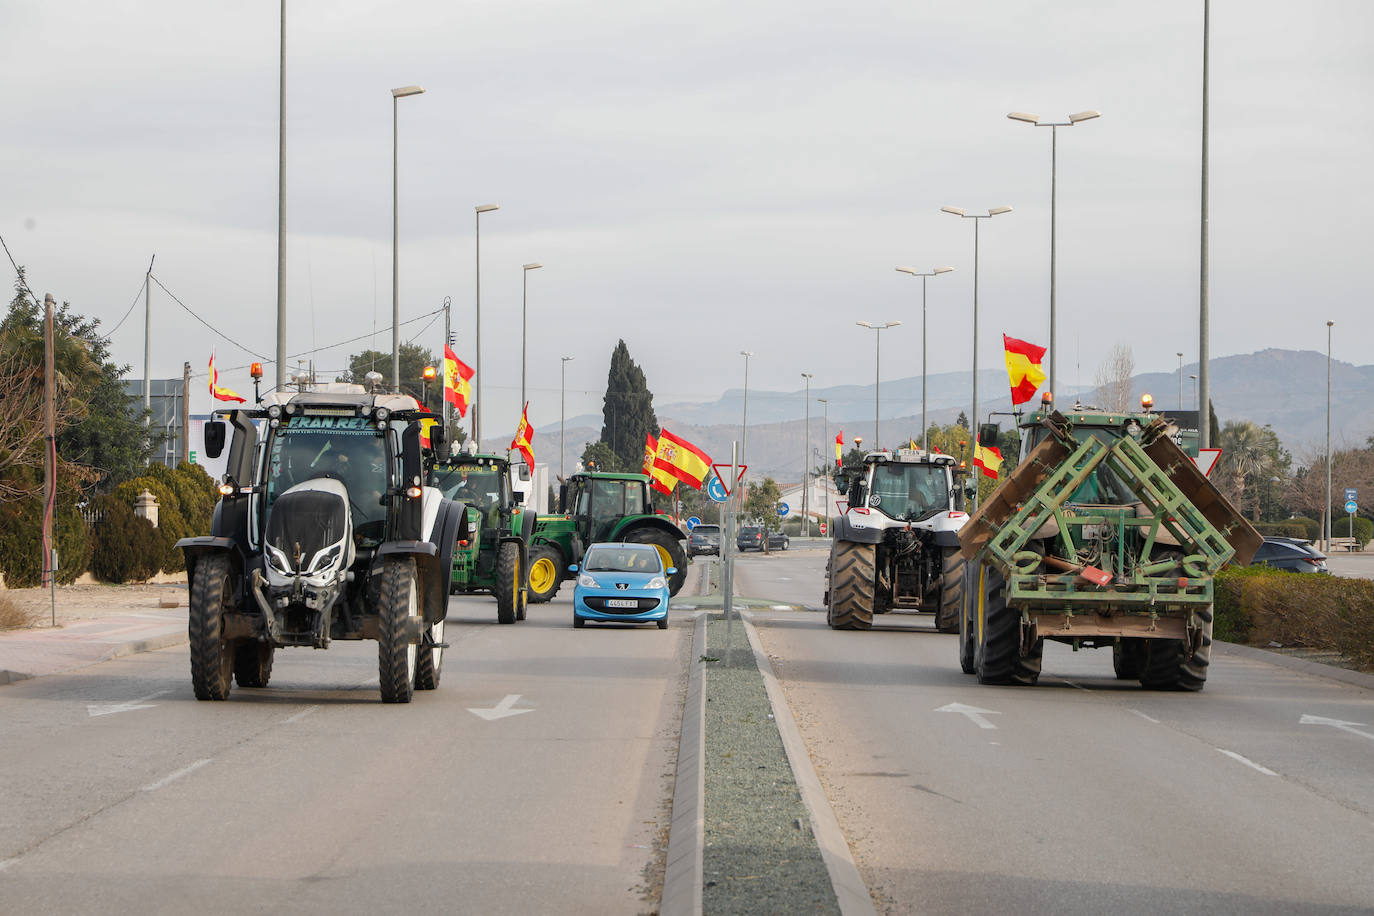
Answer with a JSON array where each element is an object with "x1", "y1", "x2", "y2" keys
[
  {"x1": 599, "y1": 340, "x2": 659, "y2": 470},
  {"x1": 743, "y1": 477, "x2": 783, "y2": 533},
  {"x1": 1093, "y1": 343, "x2": 1135, "y2": 411},
  {"x1": 339, "y1": 345, "x2": 441, "y2": 414},
  {"x1": 1214, "y1": 421, "x2": 1288, "y2": 520},
  {"x1": 579, "y1": 440, "x2": 624, "y2": 474}
]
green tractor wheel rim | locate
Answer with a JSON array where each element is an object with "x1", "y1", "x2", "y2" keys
[{"x1": 530, "y1": 556, "x2": 558, "y2": 593}]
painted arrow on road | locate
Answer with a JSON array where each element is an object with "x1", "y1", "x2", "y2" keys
[
  {"x1": 467, "y1": 694, "x2": 534, "y2": 721},
  {"x1": 936, "y1": 702, "x2": 1001, "y2": 730},
  {"x1": 88, "y1": 690, "x2": 167, "y2": 718},
  {"x1": 1300, "y1": 714, "x2": 1374, "y2": 743}
]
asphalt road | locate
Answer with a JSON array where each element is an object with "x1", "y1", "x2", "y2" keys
[
  {"x1": 735, "y1": 550, "x2": 1374, "y2": 915},
  {"x1": 0, "y1": 591, "x2": 690, "y2": 915}
]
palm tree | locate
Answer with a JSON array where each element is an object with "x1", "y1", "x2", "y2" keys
[{"x1": 1217, "y1": 420, "x2": 1277, "y2": 520}]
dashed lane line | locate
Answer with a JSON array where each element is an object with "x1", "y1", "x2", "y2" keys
[{"x1": 142, "y1": 758, "x2": 213, "y2": 792}]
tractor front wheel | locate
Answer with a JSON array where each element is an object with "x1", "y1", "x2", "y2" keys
[
  {"x1": 935, "y1": 547, "x2": 965, "y2": 633},
  {"x1": 189, "y1": 554, "x2": 235, "y2": 701},
  {"x1": 494, "y1": 542, "x2": 521, "y2": 624},
  {"x1": 378, "y1": 556, "x2": 419, "y2": 703},
  {"x1": 233, "y1": 641, "x2": 274, "y2": 688},
  {"x1": 415, "y1": 618, "x2": 445, "y2": 690},
  {"x1": 827, "y1": 540, "x2": 875, "y2": 630},
  {"x1": 528, "y1": 545, "x2": 563, "y2": 603}
]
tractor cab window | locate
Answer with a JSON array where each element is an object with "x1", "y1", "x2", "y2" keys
[
  {"x1": 436, "y1": 463, "x2": 504, "y2": 514},
  {"x1": 265, "y1": 419, "x2": 389, "y2": 544},
  {"x1": 869, "y1": 463, "x2": 949, "y2": 521},
  {"x1": 591, "y1": 478, "x2": 642, "y2": 517}
]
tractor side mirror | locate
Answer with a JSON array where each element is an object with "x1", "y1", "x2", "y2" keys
[
  {"x1": 204, "y1": 420, "x2": 227, "y2": 459},
  {"x1": 513, "y1": 490, "x2": 525, "y2": 504},
  {"x1": 965, "y1": 484, "x2": 977, "y2": 499},
  {"x1": 558, "y1": 483, "x2": 569, "y2": 513},
  {"x1": 978, "y1": 423, "x2": 1000, "y2": 447}
]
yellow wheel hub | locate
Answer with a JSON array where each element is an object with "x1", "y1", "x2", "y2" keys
[{"x1": 530, "y1": 556, "x2": 557, "y2": 592}]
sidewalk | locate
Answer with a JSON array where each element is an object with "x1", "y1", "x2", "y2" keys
[{"x1": 0, "y1": 582, "x2": 189, "y2": 685}]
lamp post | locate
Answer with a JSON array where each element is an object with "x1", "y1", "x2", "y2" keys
[
  {"x1": 1177, "y1": 352, "x2": 1184, "y2": 409},
  {"x1": 521, "y1": 262, "x2": 543, "y2": 409},
  {"x1": 390, "y1": 85, "x2": 425, "y2": 389},
  {"x1": 1199, "y1": 0, "x2": 1212, "y2": 449},
  {"x1": 856, "y1": 321, "x2": 900, "y2": 448},
  {"x1": 942, "y1": 205, "x2": 1011, "y2": 510},
  {"x1": 1007, "y1": 110, "x2": 1099, "y2": 400},
  {"x1": 801, "y1": 372, "x2": 813, "y2": 536},
  {"x1": 895, "y1": 266, "x2": 954, "y2": 451},
  {"x1": 275, "y1": 0, "x2": 287, "y2": 391},
  {"x1": 1325, "y1": 319, "x2": 1334, "y2": 551},
  {"x1": 817, "y1": 397, "x2": 829, "y2": 531},
  {"x1": 740, "y1": 351, "x2": 754, "y2": 474},
  {"x1": 1189, "y1": 374, "x2": 1198, "y2": 410},
  {"x1": 561, "y1": 355, "x2": 574, "y2": 479},
  {"x1": 473, "y1": 203, "x2": 499, "y2": 443}
]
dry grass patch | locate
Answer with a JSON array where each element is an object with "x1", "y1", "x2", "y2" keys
[{"x1": 0, "y1": 591, "x2": 38, "y2": 630}]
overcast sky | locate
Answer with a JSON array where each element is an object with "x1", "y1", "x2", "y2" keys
[{"x1": 3, "y1": 0, "x2": 1371, "y2": 437}]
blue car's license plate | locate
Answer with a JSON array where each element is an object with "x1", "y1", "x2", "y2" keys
[{"x1": 605, "y1": 599, "x2": 638, "y2": 609}]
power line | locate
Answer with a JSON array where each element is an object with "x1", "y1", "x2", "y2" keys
[
  {"x1": 101, "y1": 272, "x2": 149, "y2": 339},
  {"x1": 150, "y1": 274, "x2": 270, "y2": 361}
]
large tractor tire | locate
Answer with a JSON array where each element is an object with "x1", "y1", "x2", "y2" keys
[
  {"x1": 1138, "y1": 606, "x2": 1212, "y2": 691},
  {"x1": 827, "y1": 540, "x2": 875, "y2": 630},
  {"x1": 1113, "y1": 638, "x2": 1146, "y2": 680},
  {"x1": 415, "y1": 618, "x2": 445, "y2": 691},
  {"x1": 527, "y1": 544, "x2": 563, "y2": 603},
  {"x1": 626, "y1": 528, "x2": 688, "y2": 596},
  {"x1": 957, "y1": 560, "x2": 978, "y2": 675},
  {"x1": 935, "y1": 547, "x2": 965, "y2": 633},
  {"x1": 378, "y1": 556, "x2": 419, "y2": 703},
  {"x1": 494, "y1": 541, "x2": 521, "y2": 624},
  {"x1": 974, "y1": 562, "x2": 1041, "y2": 686},
  {"x1": 190, "y1": 553, "x2": 236, "y2": 701},
  {"x1": 233, "y1": 641, "x2": 274, "y2": 688}
]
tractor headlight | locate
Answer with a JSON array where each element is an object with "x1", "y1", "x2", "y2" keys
[
  {"x1": 578, "y1": 573, "x2": 599, "y2": 588},
  {"x1": 266, "y1": 544, "x2": 294, "y2": 575},
  {"x1": 308, "y1": 544, "x2": 343, "y2": 574},
  {"x1": 646, "y1": 577, "x2": 667, "y2": 590},
  {"x1": 374, "y1": 407, "x2": 390, "y2": 423},
  {"x1": 266, "y1": 404, "x2": 282, "y2": 419}
]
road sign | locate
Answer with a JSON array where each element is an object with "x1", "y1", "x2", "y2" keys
[
  {"x1": 709, "y1": 463, "x2": 748, "y2": 497},
  {"x1": 819, "y1": 522, "x2": 827, "y2": 535},
  {"x1": 1194, "y1": 448, "x2": 1222, "y2": 477},
  {"x1": 1346, "y1": 488, "x2": 1358, "y2": 502},
  {"x1": 1345, "y1": 500, "x2": 1358, "y2": 514},
  {"x1": 777, "y1": 502, "x2": 789, "y2": 517},
  {"x1": 706, "y1": 473, "x2": 728, "y2": 503},
  {"x1": 686, "y1": 516, "x2": 702, "y2": 531},
  {"x1": 189, "y1": 450, "x2": 197, "y2": 464}
]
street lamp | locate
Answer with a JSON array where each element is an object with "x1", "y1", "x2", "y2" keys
[
  {"x1": 942, "y1": 205, "x2": 1011, "y2": 510},
  {"x1": 561, "y1": 355, "x2": 574, "y2": 479},
  {"x1": 740, "y1": 350, "x2": 754, "y2": 473},
  {"x1": 896, "y1": 266, "x2": 954, "y2": 451},
  {"x1": 1007, "y1": 109, "x2": 1099, "y2": 400},
  {"x1": 473, "y1": 203, "x2": 499, "y2": 443},
  {"x1": 521, "y1": 262, "x2": 543, "y2": 409},
  {"x1": 1189, "y1": 374, "x2": 1198, "y2": 410},
  {"x1": 817, "y1": 397, "x2": 829, "y2": 530},
  {"x1": 391, "y1": 85, "x2": 425, "y2": 389},
  {"x1": 801, "y1": 372, "x2": 813, "y2": 536},
  {"x1": 275, "y1": 0, "x2": 287, "y2": 391},
  {"x1": 856, "y1": 321, "x2": 901, "y2": 448},
  {"x1": 1325, "y1": 319, "x2": 1334, "y2": 551},
  {"x1": 1177, "y1": 352, "x2": 1184, "y2": 409}
]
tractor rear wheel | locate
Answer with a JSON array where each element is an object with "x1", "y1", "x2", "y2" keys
[
  {"x1": 494, "y1": 542, "x2": 521, "y2": 624},
  {"x1": 377, "y1": 556, "x2": 419, "y2": 703},
  {"x1": 935, "y1": 547, "x2": 965, "y2": 633},
  {"x1": 1113, "y1": 638, "x2": 1146, "y2": 680},
  {"x1": 415, "y1": 618, "x2": 445, "y2": 690},
  {"x1": 626, "y1": 528, "x2": 688, "y2": 596},
  {"x1": 974, "y1": 562, "x2": 1041, "y2": 686},
  {"x1": 189, "y1": 554, "x2": 235, "y2": 701},
  {"x1": 1139, "y1": 606, "x2": 1212, "y2": 691},
  {"x1": 527, "y1": 545, "x2": 563, "y2": 603},
  {"x1": 827, "y1": 540, "x2": 875, "y2": 630},
  {"x1": 957, "y1": 560, "x2": 978, "y2": 675},
  {"x1": 233, "y1": 641, "x2": 274, "y2": 688}
]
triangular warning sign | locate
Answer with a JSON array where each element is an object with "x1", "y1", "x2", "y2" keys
[{"x1": 710, "y1": 464, "x2": 747, "y2": 497}]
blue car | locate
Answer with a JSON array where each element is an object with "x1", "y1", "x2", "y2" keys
[{"x1": 570, "y1": 543, "x2": 675, "y2": 629}]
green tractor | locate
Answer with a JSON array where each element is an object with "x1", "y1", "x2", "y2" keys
[
  {"x1": 526, "y1": 471, "x2": 689, "y2": 603},
  {"x1": 431, "y1": 448, "x2": 534, "y2": 624}
]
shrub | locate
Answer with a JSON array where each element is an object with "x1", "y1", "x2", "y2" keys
[
  {"x1": 0, "y1": 491, "x2": 92, "y2": 588},
  {"x1": 1331, "y1": 514, "x2": 1372, "y2": 544},
  {"x1": 90, "y1": 494, "x2": 161, "y2": 583},
  {"x1": 1215, "y1": 565, "x2": 1374, "y2": 671},
  {"x1": 0, "y1": 591, "x2": 37, "y2": 630},
  {"x1": 1256, "y1": 520, "x2": 1307, "y2": 539},
  {"x1": 1291, "y1": 516, "x2": 1321, "y2": 541}
]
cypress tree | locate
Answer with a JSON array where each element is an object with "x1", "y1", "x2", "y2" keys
[{"x1": 599, "y1": 340, "x2": 659, "y2": 471}]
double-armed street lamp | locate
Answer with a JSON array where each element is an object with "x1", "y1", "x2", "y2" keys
[
  {"x1": 1007, "y1": 109, "x2": 1099, "y2": 401},
  {"x1": 473, "y1": 203, "x2": 499, "y2": 443},
  {"x1": 740, "y1": 350, "x2": 754, "y2": 472},
  {"x1": 801, "y1": 372, "x2": 813, "y2": 536},
  {"x1": 856, "y1": 322, "x2": 900, "y2": 449},
  {"x1": 521, "y1": 263, "x2": 543, "y2": 408},
  {"x1": 895, "y1": 266, "x2": 954, "y2": 451},
  {"x1": 391, "y1": 85, "x2": 425, "y2": 389},
  {"x1": 941, "y1": 205, "x2": 1012, "y2": 510},
  {"x1": 561, "y1": 355, "x2": 574, "y2": 479}
]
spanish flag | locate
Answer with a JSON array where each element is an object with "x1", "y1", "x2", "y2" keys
[
  {"x1": 643, "y1": 433, "x2": 677, "y2": 495},
  {"x1": 208, "y1": 350, "x2": 246, "y2": 403},
  {"x1": 973, "y1": 443, "x2": 1003, "y2": 480},
  {"x1": 835, "y1": 431, "x2": 844, "y2": 468},
  {"x1": 1003, "y1": 334, "x2": 1047, "y2": 406},
  {"x1": 419, "y1": 417, "x2": 438, "y2": 450},
  {"x1": 510, "y1": 402, "x2": 534, "y2": 472},
  {"x1": 653, "y1": 429, "x2": 712, "y2": 490},
  {"x1": 444, "y1": 345, "x2": 475, "y2": 417}
]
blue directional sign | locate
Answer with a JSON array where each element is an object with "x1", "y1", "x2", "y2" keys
[
  {"x1": 686, "y1": 516, "x2": 702, "y2": 531},
  {"x1": 1346, "y1": 488, "x2": 1358, "y2": 502},
  {"x1": 706, "y1": 472, "x2": 728, "y2": 503},
  {"x1": 1345, "y1": 500, "x2": 1359, "y2": 514},
  {"x1": 777, "y1": 502, "x2": 790, "y2": 517}
]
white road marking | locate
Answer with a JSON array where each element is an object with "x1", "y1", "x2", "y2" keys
[
  {"x1": 1300, "y1": 714, "x2": 1374, "y2": 743},
  {"x1": 142, "y1": 758, "x2": 212, "y2": 792},
  {"x1": 88, "y1": 690, "x2": 169, "y2": 718},
  {"x1": 1216, "y1": 749, "x2": 1277, "y2": 776},
  {"x1": 936, "y1": 702, "x2": 1001, "y2": 730},
  {"x1": 281, "y1": 705, "x2": 320, "y2": 725},
  {"x1": 467, "y1": 694, "x2": 534, "y2": 721},
  {"x1": 1129, "y1": 709, "x2": 1161, "y2": 724}
]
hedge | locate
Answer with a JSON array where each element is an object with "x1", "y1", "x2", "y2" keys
[
  {"x1": 90, "y1": 494, "x2": 161, "y2": 583},
  {"x1": 1215, "y1": 565, "x2": 1374, "y2": 672},
  {"x1": 0, "y1": 480, "x2": 92, "y2": 588}
]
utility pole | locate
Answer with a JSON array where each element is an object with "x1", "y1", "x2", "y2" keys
[
  {"x1": 181, "y1": 361, "x2": 191, "y2": 463},
  {"x1": 143, "y1": 254, "x2": 155, "y2": 423},
  {"x1": 275, "y1": 0, "x2": 287, "y2": 392},
  {"x1": 43, "y1": 294, "x2": 56, "y2": 618},
  {"x1": 442, "y1": 296, "x2": 452, "y2": 446}
]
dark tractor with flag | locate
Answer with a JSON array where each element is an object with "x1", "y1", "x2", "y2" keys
[
  {"x1": 431, "y1": 444, "x2": 534, "y2": 624},
  {"x1": 175, "y1": 385, "x2": 467, "y2": 704},
  {"x1": 955, "y1": 394, "x2": 1261, "y2": 689},
  {"x1": 526, "y1": 472, "x2": 689, "y2": 603},
  {"x1": 823, "y1": 447, "x2": 970, "y2": 630}
]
